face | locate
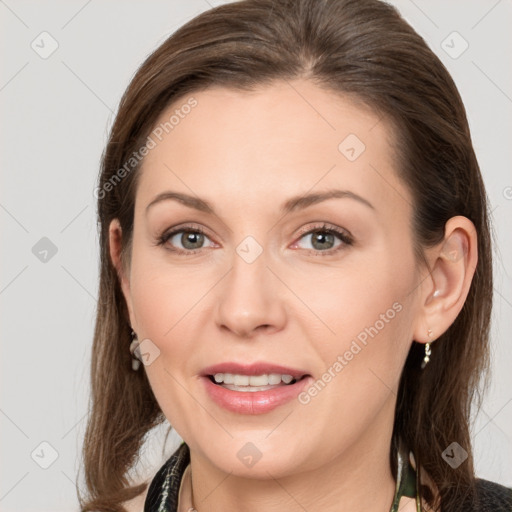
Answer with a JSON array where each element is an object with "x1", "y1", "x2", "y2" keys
[{"x1": 114, "y1": 79, "x2": 425, "y2": 479}]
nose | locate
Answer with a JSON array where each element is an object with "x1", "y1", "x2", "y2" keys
[{"x1": 214, "y1": 246, "x2": 287, "y2": 339}]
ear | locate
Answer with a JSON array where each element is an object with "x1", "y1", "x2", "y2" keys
[
  {"x1": 412, "y1": 215, "x2": 478, "y2": 344},
  {"x1": 109, "y1": 218, "x2": 137, "y2": 331}
]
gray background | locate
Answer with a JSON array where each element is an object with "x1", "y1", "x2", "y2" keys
[{"x1": 1, "y1": 0, "x2": 511, "y2": 510}]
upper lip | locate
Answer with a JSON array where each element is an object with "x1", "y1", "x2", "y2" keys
[{"x1": 201, "y1": 362, "x2": 310, "y2": 379}]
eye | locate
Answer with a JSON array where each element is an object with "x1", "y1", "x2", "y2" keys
[
  {"x1": 156, "y1": 222, "x2": 353, "y2": 256},
  {"x1": 292, "y1": 223, "x2": 353, "y2": 255},
  {"x1": 156, "y1": 224, "x2": 216, "y2": 254}
]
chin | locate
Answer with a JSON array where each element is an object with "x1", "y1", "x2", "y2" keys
[{"x1": 193, "y1": 433, "x2": 310, "y2": 478}]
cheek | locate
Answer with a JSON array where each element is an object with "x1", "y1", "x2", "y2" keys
[
  {"x1": 126, "y1": 246, "x2": 219, "y2": 421},
  {"x1": 129, "y1": 242, "x2": 207, "y2": 340},
  {"x1": 129, "y1": 268, "x2": 201, "y2": 434},
  {"x1": 294, "y1": 247, "x2": 418, "y2": 382}
]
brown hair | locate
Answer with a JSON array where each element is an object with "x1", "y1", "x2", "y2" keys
[{"x1": 79, "y1": 0, "x2": 493, "y2": 510}]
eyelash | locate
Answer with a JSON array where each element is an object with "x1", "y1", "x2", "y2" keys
[{"x1": 156, "y1": 222, "x2": 354, "y2": 256}]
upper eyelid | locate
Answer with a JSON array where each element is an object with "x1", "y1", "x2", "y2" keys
[
  {"x1": 296, "y1": 222, "x2": 351, "y2": 237},
  {"x1": 164, "y1": 222, "x2": 348, "y2": 236}
]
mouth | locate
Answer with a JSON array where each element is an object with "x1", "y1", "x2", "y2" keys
[
  {"x1": 201, "y1": 361, "x2": 311, "y2": 391},
  {"x1": 207, "y1": 372, "x2": 309, "y2": 392},
  {"x1": 200, "y1": 362, "x2": 313, "y2": 414}
]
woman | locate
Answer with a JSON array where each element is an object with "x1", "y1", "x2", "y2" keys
[{"x1": 79, "y1": 0, "x2": 512, "y2": 511}]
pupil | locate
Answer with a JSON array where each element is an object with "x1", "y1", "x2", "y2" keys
[
  {"x1": 183, "y1": 232, "x2": 204, "y2": 250},
  {"x1": 312, "y1": 232, "x2": 334, "y2": 250}
]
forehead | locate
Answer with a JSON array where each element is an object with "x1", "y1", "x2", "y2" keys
[{"x1": 136, "y1": 79, "x2": 408, "y2": 217}]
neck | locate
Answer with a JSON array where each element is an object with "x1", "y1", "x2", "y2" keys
[{"x1": 187, "y1": 402, "x2": 398, "y2": 512}]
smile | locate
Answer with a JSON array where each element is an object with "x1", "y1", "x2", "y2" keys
[
  {"x1": 210, "y1": 372, "x2": 298, "y2": 391},
  {"x1": 202, "y1": 375, "x2": 312, "y2": 414}
]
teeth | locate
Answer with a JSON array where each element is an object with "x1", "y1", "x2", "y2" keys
[
  {"x1": 249, "y1": 374, "x2": 268, "y2": 386},
  {"x1": 212, "y1": 373, "x2": 297, "y2": 386},
  {"x1": 268, "y1": 374, "x2": 282, "y2": 385},
  {"x1": 233, "y1": 375, "x2": 249, "y2": 386},
  {"x1": 223, "y1": 373, "x2": 234, "y2": 384}
]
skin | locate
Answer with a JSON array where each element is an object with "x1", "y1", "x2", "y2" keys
[{"x1": 110, "y1": 79, "x2": 477, "y2": 512}]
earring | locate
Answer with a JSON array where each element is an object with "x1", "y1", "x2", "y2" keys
[
  {"x1": 130, "y1": 330, "x2": 141, "y2": 371},
  {"x1": 421, "y1": 329, "x2": 433, "y2": 369}
]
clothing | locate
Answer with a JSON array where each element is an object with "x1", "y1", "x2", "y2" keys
[{"x1": 143, "y1": 441, "x2": 512, "y2": 511}]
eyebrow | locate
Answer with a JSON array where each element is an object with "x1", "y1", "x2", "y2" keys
[{"x1": 145, "y1": 188, "x2": 374, "y2": 216}]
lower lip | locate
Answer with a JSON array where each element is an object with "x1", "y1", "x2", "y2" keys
[{"x1": 202, "y1": 375, "x2": 313, "y2": 414}]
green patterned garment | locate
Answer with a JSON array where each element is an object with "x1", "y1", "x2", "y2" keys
[{"x1": 390, "y1": 441, "x2": 421, "y2": 512}]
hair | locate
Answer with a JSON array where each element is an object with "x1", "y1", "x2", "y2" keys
[{"x1": 79, "y1": 0, "x2": 493, "y2": 510}]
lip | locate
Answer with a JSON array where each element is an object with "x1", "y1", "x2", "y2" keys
[
  {"x1": 200, "y1": 361, "x2": 313, "y2": 415},
  {"x1": 201, "y1": 361, "x2": 309, "y2": 379}
]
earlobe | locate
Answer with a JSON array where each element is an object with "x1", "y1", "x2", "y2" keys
[{"x1": 413, "y1": 216, "x2": 478, "y2": 344}]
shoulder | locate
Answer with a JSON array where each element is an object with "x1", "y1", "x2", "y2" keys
[
  {"x1": 470, "y1": 478, "x2": 512, "y2": 510},
  {"x1": 418, "y1": 463, "x2": 512, "y2": 511},
  {"x1": 438, "y1": 478, "x2": 512, "y2": 511}
]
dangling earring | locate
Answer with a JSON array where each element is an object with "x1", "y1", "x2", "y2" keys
[
  {"x1": 130, "y1": 329, "x2": 141, "y2": 371},
  {"x1": 421, "y1": 329, "x2": 433, "y2": 369}
]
